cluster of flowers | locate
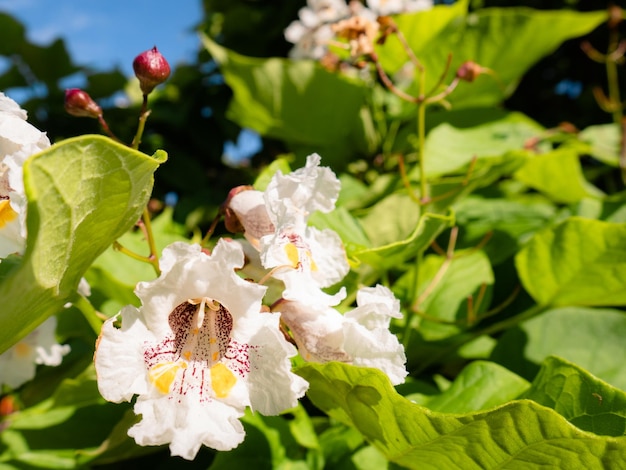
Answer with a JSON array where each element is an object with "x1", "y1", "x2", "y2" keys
[
  {"x1": 94, "y1": 154, "x2": 407, "y2": 459},
  {"x1": 0, "y1": 93, "x2": 71, "y2": 388},
  {"x1": 0, "y1": 88, "x2": 407, "y2": 460},
  {"x1": 285, "y1": 0, "x2": 433, "y2": 60}
]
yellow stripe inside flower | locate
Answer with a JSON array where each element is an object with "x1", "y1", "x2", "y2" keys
[
  {"x1": 0, "y1": 200, "x2": 17, "y2": 228},
  {"x1": 284, "y1": 242, "x2": 318, "y2": 271},
  {"x1": 14, "y1": 341, "x2": 32, "y2": 358},
  {"x1": 210, "y1": 362, "x2": 236, "y2": 398},
  {"x1": 149, "y1": 361, "x2": 187, "y2": 394}
]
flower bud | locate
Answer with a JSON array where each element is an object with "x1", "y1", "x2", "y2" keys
[
  {"x1": 64, "y1": 89, "x2": 102, "y2": 118},
  {"x1": 608, "y1": 5, "x2": 623, "y2": 29},
  {"x1": 133, "y1": 46, "x2": 171, "y2": 95},
  {"x1": 456, "y1": 61, "x2": 483, "y2": 83}
]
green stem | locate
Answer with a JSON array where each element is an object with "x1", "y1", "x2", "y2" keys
[
  {"x1": 606, "y1": 29, "x2": 623, "y2": 125},
  {"x1": 141, "y1": 207, "x2": 161, "y2": 276},
  {"x1": 402, "y1": 250, "x2": 423, "y2": 348},
  {"x1": 127, "y1": 93, "x2": 160, "y2": 274},
  {"x1": 417, "y1": 100, "x2": 428, "y2": 203},
  {"x1": 71, "y1": 295, "x2": 104, "y2": 335}
]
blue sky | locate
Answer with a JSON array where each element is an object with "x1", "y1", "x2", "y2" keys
[
  {"x1": 0, "y1": 0, "x2": 203, "y2": 76},
  {"x1": 0, "y1": 0, "x2": 263, "y2": 163}
]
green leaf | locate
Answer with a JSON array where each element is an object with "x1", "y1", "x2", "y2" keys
[
  {"x1": 394, "y1": 250, "x2": 493, "y2": 336},
  {"x1": 202, "y1": 35, "x2": 377, "y2": 169},
  {"x1": 578, "y1": 124, "x2": 620, "y2": 167},
  {"x1": 385, "y1": 7, "x2": 607, "y2": 108},
  {"x1": 0, "y1": 135, "x2": 166, "y2": 354},
  {"x1": 297, "y1": 362, "x2": 626, "y2": 469},
  {"x1": 424, "y1": 361, "x2": 530, "y2": 413},
  {"x1": 523, "y1": 356, "x2": 626, "y2": 437},
  {"x1": 515, "y1": 217, "x2": 626, "y2": 307},
  {"x1": 514, "y1": 148, "x2": 604, "y2": 203},
  {"x1": 353, "y1": 209, "x2": 454, "y2": 270},
  {"x1": 375, "y1": 1, "x2": 469, "y2": 74},
  {"x1": 454, "y1": 195, "x2": 558, "y2": 264},
  {"x1": 491, "y1": 307, "x2": 626, "y2": 391},
  {"x1": 417, "y1": 113, "x2": 542, "y2": 177},
  {"x1": 87, "y1": 207, "x2": 188, "y2": 307}
]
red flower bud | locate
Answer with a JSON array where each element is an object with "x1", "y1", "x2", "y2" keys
[
  {"x1": 133, "y1": 46, "x2": 171, "y2": 95},
  {"x1": 64, "y1": 89, "x2": 102, "y2": 118},
  {"x1": 456, "y1": 61, "x2": 483, "y2": 83}
]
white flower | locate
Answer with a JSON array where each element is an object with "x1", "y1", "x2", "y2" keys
[
  {"x1": 0, "y1": 316, "x2": 70, "y2": 389},
  {"x1": 366, "y1": 0, "x2": 433, "y2": 16},
  {"x1": 227, "y1": 154, "x2": 349, "y2": 307},
  {"x1": 259, "y1": 155, "x2": 348, "y2": 299},
  {"x1": 263, "y1": 153, "x2": 341, "y2": 227},
  {"x1": 95, "y1": 240, "x2": 308, "y2": 460},
  {"x1": 277, "y1": 284, "x2": 407, "y2": 385},
  {"x1": 285, "y1": 0, "x2": 350, "y2": 59},
  {"x1": 0, "y1": 92, "x2": 50, "y2": 258}
]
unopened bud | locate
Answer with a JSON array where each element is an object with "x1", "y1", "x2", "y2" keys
[
  {"x1": 608, "y1": 5, "x2": 623, "y2": 29},
  {"x1": 64, "y1": 89, "x2": 102, "y2": 118},
  {"x1": 133, "y1": 46, "x2": 171, "y2": 95},
  {"x1": 456, "y1": 61, "x2": 483, "y2": 83}
]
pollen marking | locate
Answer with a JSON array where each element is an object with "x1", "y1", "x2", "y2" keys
[
  {"x1": 149, "y1": 361, "x2": 186, "y2": 394},
  {"x1": 14, "y1": 342, "x2": 32, "y2": 358},
  {"x1": 0, "y1": 200, "x2": 17, "y2": 229},
  {"x1": 210, "y1": 363, "x2": 237, "y2": 398}
]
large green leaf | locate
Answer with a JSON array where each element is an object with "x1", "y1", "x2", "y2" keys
[
  {"x1": 523, "y1": 356, "x2": 626, "y2": 437},
  {"x1": 202, "y1": 35, "x2": 377, "y2": 168},
  {"x1": 514, "y1": 148, "x2": 604, "y2": 203},
  {"x1": 491, "y1": 307, "x2": 626, "y2": 391},
  {"x1": 0, "y1": 135, "x2": 166, "y2": 353},
  {"x1": 515, "y1": 217, "x2": 626, "y2": 307},
  {"x1": 381, "y1": 7, "x2": 607, "y2": 108},
  {"x1": 416, "y1": 112, "x2": 541, "y2": 177},
  {"x1": 454, "y1": 195, "x2": 558, "y2": 264},
  {"x1": 394, "y1": 250, "x2": 494, "y2": 333},
  {"x1": 578, "y1": 124, "x2": 620, "y2": 167},
  {"x1": 297, "y1": 362, "x2": 626, "y2": 469},
  {"x1": 423, "y1": 361, "x2": 529, "y2": 413}
]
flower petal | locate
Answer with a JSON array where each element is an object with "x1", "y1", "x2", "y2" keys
[
  {"x1": 245, "y1": 312, "x2": 308, "y2": 415},
  {"x1": 95, "y1": 306, "x2": 153, "y2": 403}
]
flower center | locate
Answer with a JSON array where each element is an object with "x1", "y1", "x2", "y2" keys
[
  {"x1": 283, "y1": 232, "x2": 318, "y2": 272},
  {"x1": 143, "y1": 298, "x2": 240, "y2": 400}
]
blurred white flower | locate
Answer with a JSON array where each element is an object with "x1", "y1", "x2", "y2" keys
[
  {"x1": 285, "y1": 0, "x2": 350, "y2": 59},
  {"x1": 366, "y1": 0, "x2": 433, "y2": 16},
  {"x1": 277, "y1": 284, "x2": 408, "y2": 385},
  {"x1": 0, "y1": 92, "x2": 50, "y2": 258},
  {"x1": 0, "y1": 317, "x2": 70, "y2": 389},
  {"x1": 95, "y1": 240, "x2": 307, "y2": 459}
]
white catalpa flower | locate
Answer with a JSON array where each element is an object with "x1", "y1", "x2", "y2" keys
[
  {"x1": 95, "y1": 240, "x2": 308, "y2": 460},
  {"x1": 366, "y1": 0, "x2": 433, "y2": 16},
  {"x1": 0, "y1": 92, "x2": 50, "y2": 258},
  {"x1": 226, "y1": 154, "x2": 349, "y2": 307},
  {"x1": 0, "y1": 316, "x2": 70, "y2": 389},
  {"x1": 277, "y1": 284, "x2": 408, "y2": 385},
  {"x1": 259, "y1": 154, "x2": 349, "y2": 305}
]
